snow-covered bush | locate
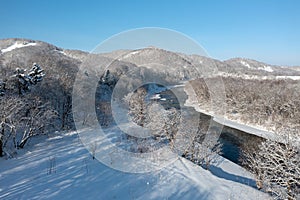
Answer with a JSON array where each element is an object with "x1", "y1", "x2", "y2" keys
[{"x1": 241, "y1": 137, "x2": 300, "y2": 199}]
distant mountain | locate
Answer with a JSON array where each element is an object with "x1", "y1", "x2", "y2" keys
[
  {"x1": 1, "y1": 38, "x2": 300, "y2": 136},
  {"x1": 1, "y1": 38, "x2": 299, "y2": 79}
]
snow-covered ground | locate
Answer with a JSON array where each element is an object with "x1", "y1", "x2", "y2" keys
[
  {"x1": 0, "y1": 130, "x2": 270, "y2": 200},
  {"x1": 1, "y1": 42, "x2": 37, "y2": 53},
  {"x1": 212, "y1": 117, "x2": 283, "y2": 142}
]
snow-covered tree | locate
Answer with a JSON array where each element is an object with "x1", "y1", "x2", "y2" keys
[
  {"x1": 184, "y1": 130, "x2": 223, "y2": 170},
  {"x1": 126, "y1": 87, "x2": 148, "y2": 127},
  {"x1": 124, "y1": 87, "x2": 222, "y2": 167},
  {"x1": 146, "y1": 103, "x2": 181, "y2": 149},
  {"x1": 242, "y1": 138, "x2": 300, "y2": 200},
  {"x1": 0, "y1": 63, "x2": 56, "y2": 157},
  {"x1": 100, "y1": 70, "x2": 117, "y2": 87},
  {"x1": 0, "y1": 96, "x2": 24, "y2": 157},
  {"x1": 14, "y1": 63, "x2": 45, "y2": 95}
]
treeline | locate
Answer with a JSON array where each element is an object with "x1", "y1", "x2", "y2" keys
[
  {"x1": 190, "y1": 77, "x2": 300, "y2": 135},
  {"x1": 0, "y1": 50, "x2": 79, "y2": 157}
]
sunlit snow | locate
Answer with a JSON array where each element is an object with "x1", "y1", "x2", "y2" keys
[
  {"x1": 1, "y1": 42, "x2": 37, "y2": 53},
  {"x1": 0, "y1": 129, "x2": 270, "y2": 200},
  {"x1": 258, "y1": 65, "x2": 273, "y2": 72},
  {"x1": 240, "y1": 60, "x2": 252, "y2": 69},
  {"x1": 276, "y1": 76, "x2": 300, "y2": 80}
]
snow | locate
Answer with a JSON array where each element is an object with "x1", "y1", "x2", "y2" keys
[
  {"x1": 240, "y1": 61, "x2": 252, "y2": 69},
  {"x1": 240, "y1": 61, "x2": 273, "y2": 72},
  {"x1": 1, "y1": 42, "x2": 37, "y2": 53},
  {"x1": 0, "y1": 130, "x2": 270, "y2": 200},
  {"x1": 276, "y1": 76, "x2": 300, "y2": 80},
  {"x1": 123, "y1": 51, "x2": 139, "y2": 59},
  {"x1": 54, "y1": 49, "x2": 67, "y2": 56},
  {"x1": 150, "y1": 94, "x2": 161, "y2": 100},
  {"x1": 216, "y1": 72, "x2": 300, "y2": 81},
  {"x1": 212, "y1": 117, "x2": 283, "y2": 142},
  {"x1": 258, "y1": 65, "x2": 273, "y2": 72},
  {"x1": 217, "y1": 72, "x2": 270, "y2": 80}
]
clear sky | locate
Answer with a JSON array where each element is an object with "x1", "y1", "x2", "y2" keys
[{"x1": 1, "y1": 0, "x2": 299, "y2": 66}]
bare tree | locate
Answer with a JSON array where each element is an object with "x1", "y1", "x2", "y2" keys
[
  {"x1": 18, "y1": 98, "x2": 57, "y2": 148},
  {"x1": 241, "y1": 138, "x2": 300, "y2": 200},
  {"x1": 0, "y1": 63, "x2": 57, "y2": 157},
  {"x1": 185, "y1": 131, "x2": 222, "y2": 170},
  {"x1": 0, "y1": 96, "x2": 24, "y2": 157}
]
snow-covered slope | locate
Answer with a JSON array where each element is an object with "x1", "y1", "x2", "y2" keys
[
  {"x1": 0, "y1": 131, "x2": 270, "y2": 200},
  {"x1": 1, "y1": 41, "x2": 37, "y2": 53}
]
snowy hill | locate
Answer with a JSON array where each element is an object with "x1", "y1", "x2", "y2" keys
[
  {"x1": 0, "y1": 38, "x2": 299, "y2": 199},
  {"x1": 0, "y1": 131, "x2": 270, "y2": 200}
]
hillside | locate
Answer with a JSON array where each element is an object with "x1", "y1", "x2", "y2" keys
[
  {"x1": 0, "y1": 130, "x2": 270, "y2": 200},
  {"x1": 0, "y1": 38, "x2": 299, "y2": 199},
  {"x1": 1, "y1": 38, "x2": 300, "y2": 138}
]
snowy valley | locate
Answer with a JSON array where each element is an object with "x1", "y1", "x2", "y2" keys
[{"x1": 0, "y1": 38, "x2": 299, "y2": 200}]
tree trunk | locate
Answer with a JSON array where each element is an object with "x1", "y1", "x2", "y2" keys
[
  {"x1": 0, "y1": 124, "x2": 4, "y2": 157},
  {"x1": 0, "y1": 139, "x2": 3, "y2": 157},
  {"x1": 18, "y1": 130, "x2": 33, "y2": 149},
  {"x1": 18, "y1": 138, "x2": 28, "y2": 149}
]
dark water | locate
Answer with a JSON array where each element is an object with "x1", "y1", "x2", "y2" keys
[{"x1": 218, "y1": 132, "x2": 241, "y2": 164}]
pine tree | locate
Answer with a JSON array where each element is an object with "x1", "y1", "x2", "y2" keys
[{"x1": 13, "y1": 63, "x2": 45, "y2": 95}]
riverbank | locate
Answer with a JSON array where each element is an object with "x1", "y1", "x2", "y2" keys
[{"x1": 183, "y1": 82, "x2": 285, "y2": 143}]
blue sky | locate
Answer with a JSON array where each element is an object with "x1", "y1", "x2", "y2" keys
[{"x1": 0, "y1": 0, "x2": 299, "y2": 66}]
